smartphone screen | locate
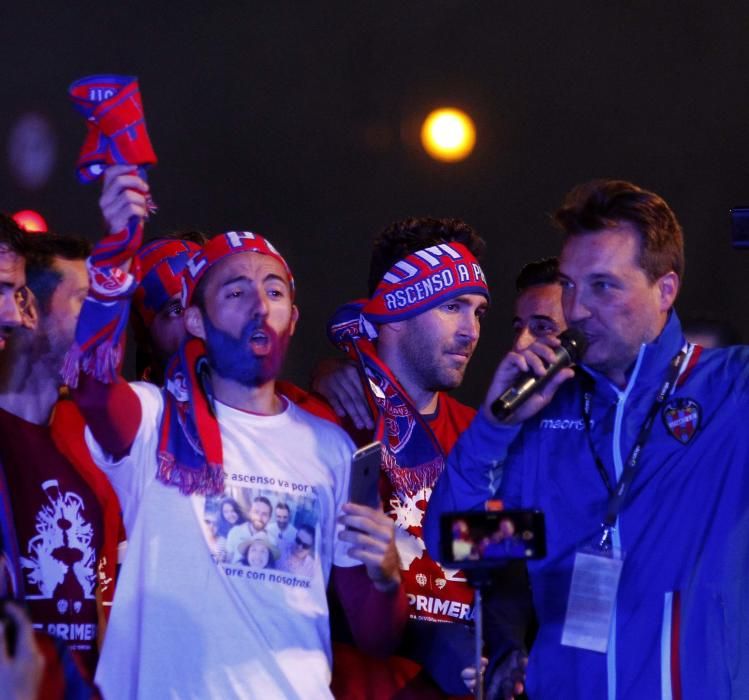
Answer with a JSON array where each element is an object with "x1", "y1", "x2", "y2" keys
[
  {"x1": 348, "y1": 441, "x2": 383, "y2": 508},
  {"x1": 440, "y1": 510, "x2": 546, "y2": 567},
  {"x1": 730, "y1": 207, "x2": 749, "y2": 249}
]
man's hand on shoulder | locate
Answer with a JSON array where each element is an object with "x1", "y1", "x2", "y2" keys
[
  {"x1": 99, "y1": 164, "x2": 150, "y2": 236},
  {"x1": 310, "y1": 358, "x2": 374, "y2": 430},
  {"x1": 338, "y1": 502, "x2": 400, "y2": 591},
  {"x1": 482, "y1": 336, "x2": 574, "y2": 426}
]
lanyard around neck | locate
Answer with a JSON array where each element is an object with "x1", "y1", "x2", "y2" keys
[{"x1": 582, "y1": 348, "x2": 689, "y2": 542}]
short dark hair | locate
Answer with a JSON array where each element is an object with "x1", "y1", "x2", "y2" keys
[
  {"x1": 253, "y1": 496, "x2": 273, "y2": 511},
  {"x1": 275, "y1": 502, "x2": 290, "y2": 514},
  {"x1": 553, "y1": 179, "x2": 684, "y2": 283},
  {"x1": 368, "y1": 217, "x2": 486, "y2": 296},
  {"x1": 515, "y1": 257, "x2": 559, "y2": 292},
  {"x1": 0, "y1": 213, "x2": 28, "y2": 257},
  {"x1": 24, "y1": 233, "x2": 91, "y2": 311}
]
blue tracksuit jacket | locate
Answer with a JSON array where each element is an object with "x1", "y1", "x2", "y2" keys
[{"x1": 424, "y1": 312, "x2": 749, "y2": 699}]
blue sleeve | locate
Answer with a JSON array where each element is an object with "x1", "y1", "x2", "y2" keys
[{"x1": 423, "y1": 409, "x2": 522, "y2": 558}]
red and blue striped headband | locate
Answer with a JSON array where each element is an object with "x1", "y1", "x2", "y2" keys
[
  {"x1": 363, "y1": 242, "x2": 489, "y2": 323},
  {"x1": 133, "y1": 239, "x2": 202, "y2": 328},
  {"x1": 182, "y1": 231, "x2": 294, "y2": 307}
]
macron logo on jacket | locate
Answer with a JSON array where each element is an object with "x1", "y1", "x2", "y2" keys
[{"x1": 539, "y1": 417, "x2": 590, "y2": 431}]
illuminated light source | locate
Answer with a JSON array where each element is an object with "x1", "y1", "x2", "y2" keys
[
  {"x1": 420, "y1": 108, "x2": 476, "y2": 162},
  {"x1": 8, "y1": 112, "x2": 57, "y2": 190},
  {"x1": 12, "y1": 209, "x2": 48, "y2": 233}
]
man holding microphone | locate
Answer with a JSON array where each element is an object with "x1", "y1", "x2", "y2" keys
[{"x1": 425, "y1": 179, "x2": 749, "y2": 699}]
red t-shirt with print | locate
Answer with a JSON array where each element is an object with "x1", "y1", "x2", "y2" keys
[
  {"x1": 294, "y1": 386, "x2": 478, "y2": 700},
  {"x1": 0, "y1": 408, "x2": 104, "y2": 676}
]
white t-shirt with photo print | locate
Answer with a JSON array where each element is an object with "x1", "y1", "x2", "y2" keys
[{"x1": 85, "y1": 381, "x2": 357, "y2": 700}]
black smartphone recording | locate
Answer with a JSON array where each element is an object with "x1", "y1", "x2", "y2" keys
[{"x1": 440, "y1": 510, "x2": 546, "y2": 568}]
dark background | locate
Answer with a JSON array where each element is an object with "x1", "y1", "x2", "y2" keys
[{"x1": 3, "y1": 1, "x2": 748, "y2": 406}]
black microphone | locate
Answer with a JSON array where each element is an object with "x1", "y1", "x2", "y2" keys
[{"x1": 490, "y1": 328, "x2": 588, "y2": 421}]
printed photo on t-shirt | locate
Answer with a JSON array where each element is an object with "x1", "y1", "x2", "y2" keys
[{"x1": 202, "y1": 481, "x2": 320, "y2": 580}]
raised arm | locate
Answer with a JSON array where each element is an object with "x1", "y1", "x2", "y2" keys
[
  {"x1": 72, "y1": 375, "x2": 141, "y2": 460},
  {"x1": 68, "y1": 166, "x2": 151, "y2": 458}
]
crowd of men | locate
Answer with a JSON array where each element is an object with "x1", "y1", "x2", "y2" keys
[{"x1": 0, "y1": 171, "x2": 747, "y2": 700}]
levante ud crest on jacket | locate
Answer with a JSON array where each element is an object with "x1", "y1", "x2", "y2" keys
[{"x1": 662, "y1": 397, "x2": 701, "y2": 444}]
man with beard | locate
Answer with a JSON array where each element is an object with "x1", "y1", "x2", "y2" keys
[
  {"x1": 225, "y1": 496, "x2": 272, "y2": 563},
  {"x1": 0, "y1": 214, "x2": 29, "y2": 353},
  {"x1": 70, "y1": 168, "x2": 406, "y2": 700},
  {"x1": 312, "y1": 218, "x2": 500, "y2": 698},
  {"x1": 425, "y1": 179, "x2": 749, "y2": 698},
  {"x1": 0, "y1": 232, "x2": 123, "y2": 679},
  {"x1": 266, "y1": 501, "x2": 297, "y2": 554}
]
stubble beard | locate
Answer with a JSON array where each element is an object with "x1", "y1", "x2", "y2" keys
[
  {"x1": 203, "y1": 314, "x2": 290, "y2": 388},
  {"x1": 401, "y1": 335, "x2": 472, "y2": 394}
]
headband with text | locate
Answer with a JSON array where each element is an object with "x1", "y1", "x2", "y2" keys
[
  {"x1": 182, "y1": 231, "x2": 294, "y2": 307},
  {"x1": 363, "y1": 242, "x2": 489, "y2": 323}
]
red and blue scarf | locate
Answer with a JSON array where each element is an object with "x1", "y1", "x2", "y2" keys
[
  {"x1": 63, "y1": 75, "x2": 157, "y2": 387},
  {"x1": 68, "y1": 74, "x2": 156, "y2": 186},
  {"x1": 133, "y1": 239, "x2": 202, "y2": 328},
  {"x1": 158, "y1": 338, "x2": 224, "y2": 495},
  {"x1": 329, "y1": 242, "x2": 489, "y2": 492},
  {"x1": 328, "y1": 300, "x2": 447, "y2": 490}
]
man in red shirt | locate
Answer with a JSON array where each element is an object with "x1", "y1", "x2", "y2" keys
[
  {"x1": 315, "y1": 218, "x2": 494, "y2": 698},
  {"x1": 0, "y1": 232, "x2": 122, "y2": 679}
]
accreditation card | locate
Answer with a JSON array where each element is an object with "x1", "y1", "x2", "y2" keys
[{"x1": 561, "y1": 548, "x2": 623, "y2": 653}]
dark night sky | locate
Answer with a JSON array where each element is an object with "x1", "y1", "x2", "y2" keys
[{"x1": 3, "y1": 2, "x2": 749, "y2": 405}]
